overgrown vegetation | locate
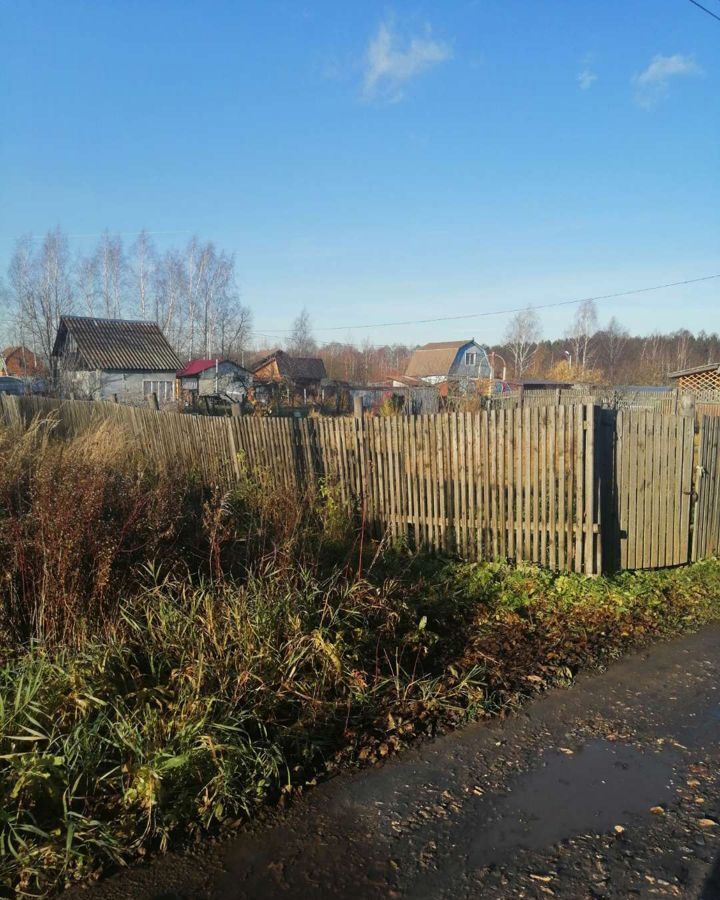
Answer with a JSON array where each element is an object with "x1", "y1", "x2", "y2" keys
[{"x1": 2, "y1": 417, "x2": 720, "y2": 897}]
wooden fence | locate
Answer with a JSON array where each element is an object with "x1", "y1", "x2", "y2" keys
[
  {"x1": 693, "y1": 416, "x2": 720, "y2": 561},
  {"x1": 2, "y1": 394, "x2": 720, "y2": 575},
  {"x1": 598, "y1": 410, "x2": 695, "y2": 571}
]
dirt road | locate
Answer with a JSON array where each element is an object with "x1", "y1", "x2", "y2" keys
[{"x1": 69, "y1": 624, "x2": 720, "y2": 899}]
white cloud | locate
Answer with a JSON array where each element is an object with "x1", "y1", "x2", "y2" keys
[
  {"x1": 363, "y1": 19, "x2": 451, "y2": 102},
  {"x1": 633, "y1": 53, "x2": 702, "y2": 107},
  {"x1": 577, "y1": 69, "x2": 597, "y2": 90}
]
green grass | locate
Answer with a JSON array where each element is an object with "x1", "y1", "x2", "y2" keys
[{"x1": 2, "y1": 419, "x2": 720, "y2": 896}]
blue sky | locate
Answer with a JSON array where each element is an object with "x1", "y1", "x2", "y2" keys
[{"x1": 1, "y1": 0, "x2": 718, "y2": 346}]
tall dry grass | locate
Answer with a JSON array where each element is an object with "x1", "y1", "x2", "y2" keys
[
  {"x1": 0, "y1": 417, "x2": 356, "y2": 649},
  {"x1": 0, "y1": 419, "x2": 194, "y2": 647}
]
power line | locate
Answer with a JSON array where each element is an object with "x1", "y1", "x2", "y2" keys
[
  {"x1": 687, "y1": 0, "x2": 720, "y2": 22},
  {"x1": 15, "y1": 230, "x2": 192, "y2": 242},
  {"x1": 251, "y1": 273, "x2": 720, "y2": 336}
]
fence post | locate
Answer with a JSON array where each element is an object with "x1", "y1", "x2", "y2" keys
[
  {"x1": 147, "y1": 392, "x2": 159, "y2": 411},
  {"x1": 353, "y1": 395, "x2": 363, "y2": 419},
  {"x1": 680, "y1": 392, "x2": 695, "y2": 419},
  {"x1": 231, "y1": 401, "x2": 242, "y2": 418}
]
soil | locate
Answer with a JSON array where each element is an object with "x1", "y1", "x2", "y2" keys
[{"x1": 66, "y1": 623, "x2": 720, "y2": 899}]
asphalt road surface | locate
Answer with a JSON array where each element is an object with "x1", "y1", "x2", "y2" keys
[{"x1": 67, "y1": 624, "x2": 720, "y2": 900}]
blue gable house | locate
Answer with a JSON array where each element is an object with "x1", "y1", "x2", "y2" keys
[{"x1": 405, "y1": 340, "x2": 492, "y2": 385}]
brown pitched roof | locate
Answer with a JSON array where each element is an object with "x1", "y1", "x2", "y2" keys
[
  {"x1": 251, "y1": 349, "x2": 327, "y2": 382},
  {"x1": 52, "y1": 316, "x2": 182, "y2": 371},
  {"x1": 405, "y1": 340, "x2": 472, "y2": 378},
  {"x1": 668, "y1": 363, "x2": 720, "y2": 379}
]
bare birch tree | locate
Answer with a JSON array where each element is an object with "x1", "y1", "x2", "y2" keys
[
  {"x1": 93, "y1": 232, "x2": 126, "y2": 318},
  {"x1": 8, "y1": 229, "x2": 74, "y2": 380},
  {"x1": 504, "y1": 307, "x2": 541, "y2": 378},
  {"x1": 129, "y1": 230, "x2": 157, "y2": 320},
  {"x1": 76, "y1": 253, "x2": 99, "y2": 316},
  {"x1": 674, "y1": 329, "x2": 692, "y2": 372},
  {"x1": 600, "y1": 316, "x2": 629, "y2": 381},
  {"x1": 288, "y1": 307, "x2": 317, "y2": 356},
  {"x1": 567, "y1": 299, "x2": 598, "y2": 372}
]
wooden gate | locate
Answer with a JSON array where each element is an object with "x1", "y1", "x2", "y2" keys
[
  {"x1": 692, "y1": 416, "x2": 720, "y2": 561},
  {"x1": 601, "y1": 410, "x2": 695, "y2": 571}
]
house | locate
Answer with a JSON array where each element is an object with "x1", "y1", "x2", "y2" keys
[
  {"x1": 405, "y1": 340, "x2": 492, "y2": 385},
  {"x1": 52, "y1": 316, "x2": 182, "y2": 403},
  {"x1": 250, "y1": 349, "x2": 327, "y2": 403},
  {"x1": 1, "y1": 346, "x2": 46, "y2": 379},
  {"x1": 669, "y1": 363, "x2": 720, "y2": 393},
  {"x1": 177, "y1": 358, "x2": 252, "y2": 403}
]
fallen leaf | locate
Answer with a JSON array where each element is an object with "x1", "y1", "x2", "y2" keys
[
  {"x1": 687, "y1": 779, "x2": 701, "y2": 787},
  {"x1": 650, "y1": 806, "x2": 665, "y2": 815},
  {"x1": 530, "y1": 874, "x2": 554, "y2": 883},
  {"x1": 559, "y1": 747, "x2": 574, "y2": 755},
  {"x1": 613, "y1": 825, "x2": 625, "y2": 834},
  {"x1": 698, "y1": 818, "x2": 718, "y2": 828}
]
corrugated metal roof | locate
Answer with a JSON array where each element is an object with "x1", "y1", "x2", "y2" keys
[
  {"x1": 53, "y1": 316, "x2": 182, "y2": 372},
  {"x1": 405, "y1": 340, "x2": 473, "y2": 377},
  {"x1": 178, "y1": 359, "x2": 219, "y2": 377}
]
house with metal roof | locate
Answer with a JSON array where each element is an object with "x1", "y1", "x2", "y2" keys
[
  {"x1": 177, "y1": 358, "x2": 252, "y2": 402},
  {"x1": 405, "y1": 340, "x2": 492, "y2": 385},
  {"x1": 52, "y1": 316, "x2": 182, "y2": 403}
]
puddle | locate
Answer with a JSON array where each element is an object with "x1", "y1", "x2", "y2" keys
[{"x1": 468, "y1": 740, "x2": 677, "y2": 866}]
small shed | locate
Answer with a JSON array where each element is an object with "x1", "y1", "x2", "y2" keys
[{"x1": 668, "y1": 364, "x2": 720, "y2": 393}]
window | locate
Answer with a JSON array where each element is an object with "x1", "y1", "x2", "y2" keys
[
  {"x1": 143, "y1": 380, "x2": 174, "y2": 402},
  {"x1": 465, "y1": 352, "x2": 477, "y2": 367}
]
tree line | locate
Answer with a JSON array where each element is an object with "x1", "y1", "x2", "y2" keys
[
  {"x1": 2, "y1": 227, "x2": 253, "y2": 365},
  {"x1": 499, "y1": 300, "x2": 720, "y2": 385}
]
